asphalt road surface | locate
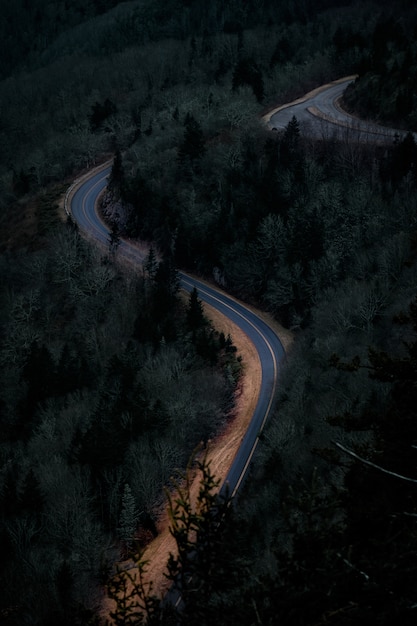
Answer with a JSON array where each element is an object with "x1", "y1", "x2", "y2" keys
[
  {"x1": 267, "y1": 76, "x2": 409, "y2": 143},
  {"x1": 68, "y1": 74, "x2": 415, "y2": 611},
  {"x1": 68, "y1": 75, "x2": 402, "y2": 503},
  {"x1": 69, "y1": 166, "x2": 286, "y2": 500}
]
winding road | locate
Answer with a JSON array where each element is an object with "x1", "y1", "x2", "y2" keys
[
  {"x1": 68, "y1": 74, "x2": 402, "y2": 503},
  {"x1": 68, "y1": 74, "x2": 407, "y2": 610},
  {"x1": 68, "y1": 165, "x2": 285, "y2": 500},
  {"x1": 265, "y1": 75, "x2": 409, "y2": 143},
  {"x1": 68, "y1": 75, "x2": 407, "y2": 503},
  {"x1": 64, "y1": 74, "x2": 417, "y2": 617}
]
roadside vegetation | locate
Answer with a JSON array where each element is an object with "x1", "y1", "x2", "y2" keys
[
  {"x1": 1, "y1": 1, "x2": 417, "y2": 624},
  {"x1": 0, "y1": 220, "x2": 241, "y2": 623},
  {"x1": 342, "y1": 1, "x2": 417, "y2": 131}
]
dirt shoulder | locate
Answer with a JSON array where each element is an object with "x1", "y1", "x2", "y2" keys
[
  {"x1": 62, "y1": 149, "x2": 293, "y2": 623},
  {"x1": 100, "y1": 286, "x2": 293, "y2": 620}
]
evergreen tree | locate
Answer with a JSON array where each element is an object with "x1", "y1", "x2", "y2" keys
[
  {"x1": 19, "y1": 468, "x2": 44, "y2": 515},
  {"x1": 20, "y1": 341, "x2": 56, "y2": 425},
  {"x1": 390, "y1": 131, "x2": 417, "y2": 184},
  {"x1": 164, "y1": 447, "x2": 232, "y2": 623},
  {"x1": 280, "y1": 115, "x2": 302, "y2": 167},
  {"x1": 144, "y1": 246, "x2": 159, "y2": 282},
  {"x1": 109, "y1": 218, "x2": 121, "y2": 254},
  {"x1": 269, "y1": 35, "x2": 291, "y2": 67},
  {"x1": 186, "y1": 287, "x2": 207, "y2": 333},
  {"x1": 178, "y1": 113, "x2": 206, "y2": 165},
  {"x1": 107, "y1": 559, "x2": 166, "y2": 626},
  {"x1": 109, "y1": 149, "x2": 124, "y2": 191},
  {"x1": 89, "y1": 98, "x2": 117, "y2": 132},
  {"x1": 232, "y1": 57, "x2": 264, "y2": 102},
  {"x1": 118, "y1": 483, "x2": 139, "y2": 555}
]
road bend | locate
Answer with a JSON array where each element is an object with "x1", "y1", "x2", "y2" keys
[
  {"x1": 67, "y1": 73, "x2": 415, "y2": 613},
  {"x1": 69, "y1": 165, "x2": 286, "y2": 501},
  {"x1": 266, "y1": 75, "x2": 411, "y2": 143}
]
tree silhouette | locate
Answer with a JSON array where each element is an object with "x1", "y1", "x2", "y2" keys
[
  {"x1": 118, "y1": 483, "x2": 140, "y2": 555},
  {"x1": 327, "y1": 296, "x2": 417, "y2": 622},
  {"x1": 178, "y1": 113, "x2": 206, "y2": 167},
  {"x1": 89, "y1": 98, "x2": 117, "y2": 132},
  {"x1": 164, "y1": 446, "x2": 232, "y2": 622},
  {"x1": 232, "y1": 57, "x2": 264, "y2": 102},
  {"x1": 109, "y1": 150, "x2": 123, "y2": 191},
  {"x1": 109, "y1": 218, "x2": 121, "y2": 254},
  {"x1": 186, "y1": 287, "x2": 207, "y2": 334}
]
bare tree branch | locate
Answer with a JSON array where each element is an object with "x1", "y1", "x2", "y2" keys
[
  {"x1": 336, "y1": 552, "x2": 370, "y2": 581},
  {"x1": 333, "y1": 441, "x2": 417, "y2": 484}
]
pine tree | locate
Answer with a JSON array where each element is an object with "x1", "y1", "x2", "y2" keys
[
  {"x1": 186, "y1": 287, "x2": 207, "y2": 333},
  {"x1": 164, "y1": 447, "x2": 232, "y2": 622},
  {"x1": 19, "y1": 468, "x2": 44, "y2": 515},
  {"x1": 20, "y1": 341, "x2": 56, "y2": 424},
  {"x1": 232, "y1": 57, "x2": 264, "y2": 102},
  {"x1": 118, "y1": 484, "x2": 139, "y2": 555},
  {"x1": 144, "y1": 246, "x2": 158, "y2": 282},
  {"x1": 178, "y1": 113, "x2": 205, "y2": 165},
  {"x1": 109, "y1": 218, "x2": 121, "y2": 254},
  {"x1": 109, "y1": 149, "x2": 123, "y2": 191},
  {"x1": 281, "y1": 115, "x2": 301, "y2": 166},
  {"x1": 107, "y1": 558, "x2": 168, "y2": 626},
  {"x1": 89, "y1": 98, "x2": 117, "y2": 132}
]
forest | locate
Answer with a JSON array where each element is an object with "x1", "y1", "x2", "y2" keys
[{"x1": 1, "y1": 0, "x2": 417, "y2": 624}]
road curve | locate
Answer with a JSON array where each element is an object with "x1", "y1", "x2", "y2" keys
[
  {"x1": 266, "y1": 76, "x2": 409, "y2": 143},
  {"x1": 69, "y1": 166, "x2": 286, "y2": 500},
  {"x1": 68, "y1": 75, "x2": 392, "y2": 498}
]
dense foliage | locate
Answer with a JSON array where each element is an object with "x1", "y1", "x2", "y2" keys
[
  {"x1": 1, "y1": 0, "x2": 417, "y2": 625},
  {"x1": 342, "y1": 3, "x2": 417, "y2": 131},
  {"x1": 112, "y1": 109, "x2": 417, "y2": 328},
  {"x1": 0, "y1": 0, "x2": 386, "y2": 222},
  {"x1": 0, "y1": 221, "x2": 240, "y2": 624},
  {"x1": 172, "y1": 296, "x2": 417, "y2": 626}
]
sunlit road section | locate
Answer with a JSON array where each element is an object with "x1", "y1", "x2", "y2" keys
[{"x1": 69, "y1": 166, "x2": 286, "y2": 500}]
